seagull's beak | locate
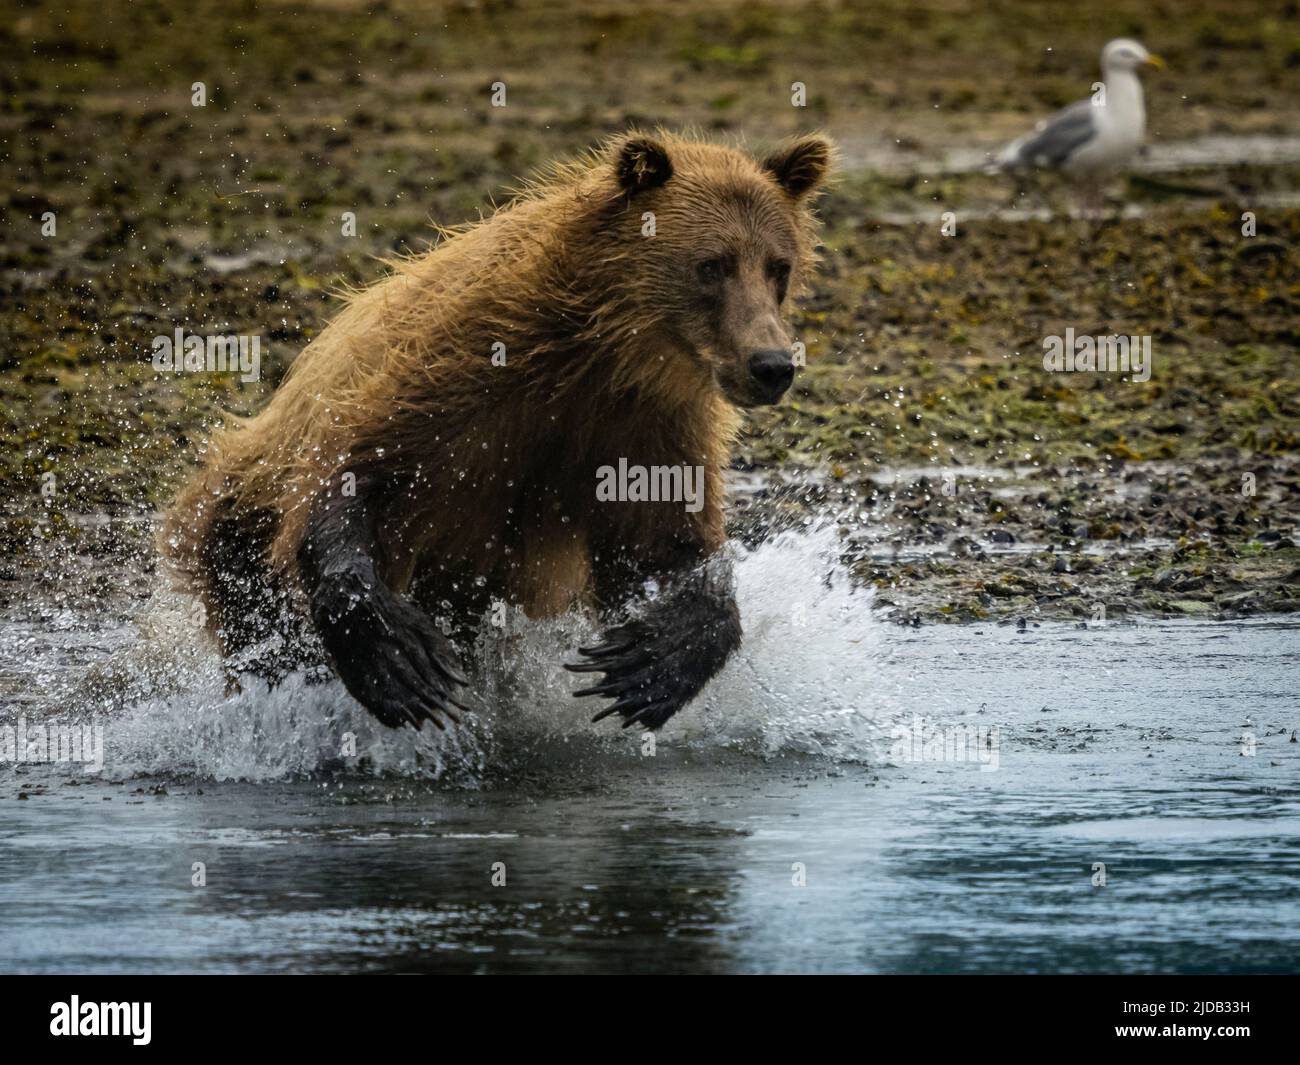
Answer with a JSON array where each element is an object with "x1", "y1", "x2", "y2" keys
[{"x1": 1145, "y1": 53, "x2": 1166, "y2": 69}]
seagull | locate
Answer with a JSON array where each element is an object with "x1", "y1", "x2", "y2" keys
[{"x1": 996, "y1": 39, "x2": 1164, "y2": 178}]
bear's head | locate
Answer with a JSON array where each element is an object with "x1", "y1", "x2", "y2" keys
[{"x1": 601, "y1": 131, "x2": 832, "y2": 409}]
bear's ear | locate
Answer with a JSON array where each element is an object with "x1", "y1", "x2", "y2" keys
[
  {"x1": 762, "y1": 135, "x2": 833, "y2": 200},
  {"x1": 615, "y1": 135, "x2": 673, "y2": 196}
]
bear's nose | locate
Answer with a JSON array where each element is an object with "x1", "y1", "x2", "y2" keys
[{"x1": 748, "y1": 350, "x2": 795, "y2": 397}]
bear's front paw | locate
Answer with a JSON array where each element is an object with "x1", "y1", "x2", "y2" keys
[
  {"x1": 311, "y1": 571, "x2": 472, "y2": 731},
  {"x1": 565, "y1": 606, "x2": 740, "y2": 730}
]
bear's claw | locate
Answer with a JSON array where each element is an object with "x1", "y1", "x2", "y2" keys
[
  {"x1": 312, "y1": 569, "x2": 472, "y2": 731},
  {"x1": 565, "y1": 579, "x2": 742, "y2": 731}
]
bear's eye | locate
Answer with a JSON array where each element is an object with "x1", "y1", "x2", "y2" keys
[
  {"x1": 767, "y1": 259, "x2": 792, "y2": 300},
  {"x1": 696, "y1": 258, "x2": 728, "y2": 285}
]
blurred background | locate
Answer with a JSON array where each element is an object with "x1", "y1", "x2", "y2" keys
[{"x1": 2, "y1": 0, "x2": 1298, "y2": 620}]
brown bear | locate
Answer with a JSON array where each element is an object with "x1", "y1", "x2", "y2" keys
[{"x1": 158, "y1": 130, "x2": 832, "y2": 732}]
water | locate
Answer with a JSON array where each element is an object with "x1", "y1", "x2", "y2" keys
[
  {"x1": 2, "y1": 529, "x2": 1297, "y2": 973},
  {"x1": 836, "y1": 131, "x2": 1300, "y2": 178}
]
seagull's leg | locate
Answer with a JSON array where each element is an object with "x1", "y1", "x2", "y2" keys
[
  {"x1": 1067, "y1": 179, "x2": 1098, "y2": 246},
  {"x1": 1092, "y1": 178, "x2": 1124, "y2": 234},
  {"x1": 1109, "y1": 177, "x2": 1127, "y2": 223}
]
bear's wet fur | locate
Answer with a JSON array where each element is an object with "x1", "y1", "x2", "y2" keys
[{"x1": 159, "y1": 130, "x2": 832, "y2": 730}]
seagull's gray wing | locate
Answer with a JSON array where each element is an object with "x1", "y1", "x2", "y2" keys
[{"x1": 1001, "y1": 99, "x2": 1099, "y2": 169}]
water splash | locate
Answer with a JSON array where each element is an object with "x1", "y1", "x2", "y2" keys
[{"x1": 13, "y1": 527, "x2": 886, "y2": 782}]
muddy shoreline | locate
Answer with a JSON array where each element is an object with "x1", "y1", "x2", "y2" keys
[{"x1": 2, "y1": 0, "x2": 1298, "y2": 628}]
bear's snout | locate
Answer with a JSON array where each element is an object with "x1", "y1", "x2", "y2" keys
[{"x1": 747, "y1": 349, "x2": 795, "y2": 403}]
